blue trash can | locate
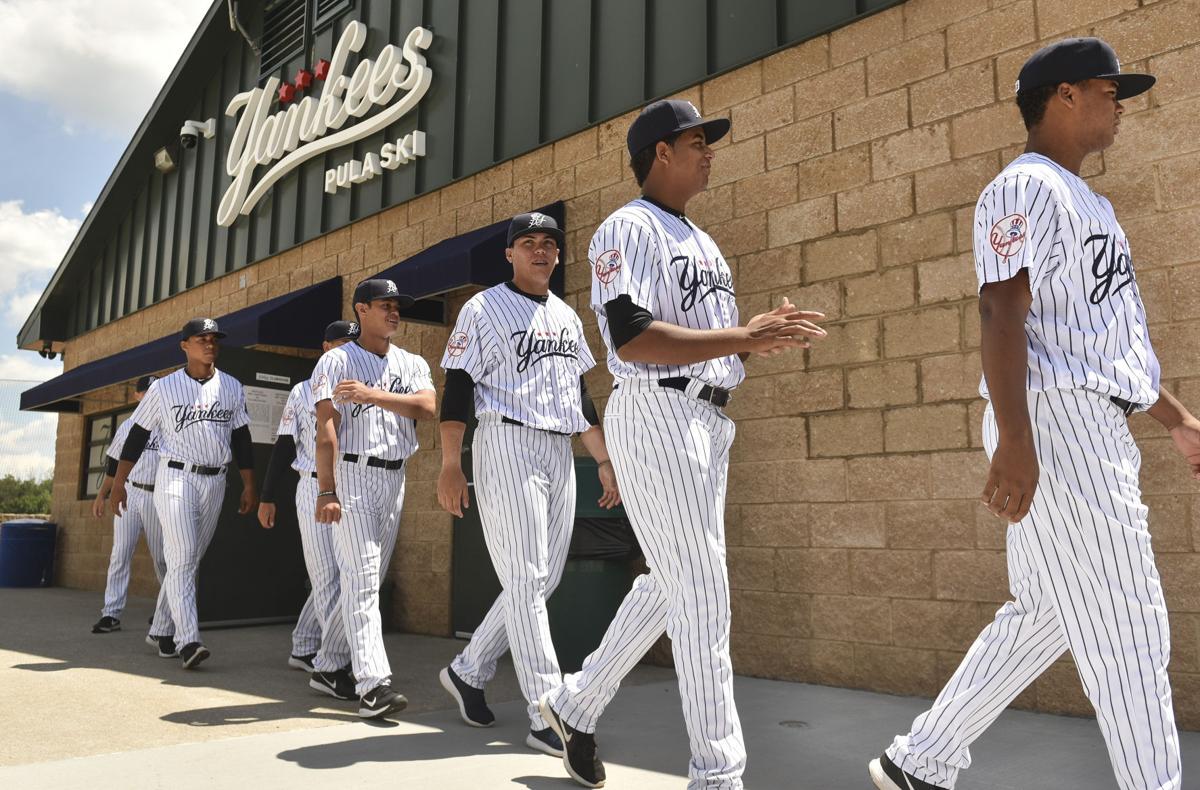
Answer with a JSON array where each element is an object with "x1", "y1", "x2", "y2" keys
[{"x1": 0, "y1": 520, "x2": 57, "y2": 587}]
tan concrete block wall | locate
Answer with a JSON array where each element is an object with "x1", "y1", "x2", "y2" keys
[{"x1": 47, "y1": 0, "x2": 1200, "y2": 726}]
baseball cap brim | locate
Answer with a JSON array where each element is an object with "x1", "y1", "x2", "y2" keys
[
  {"x1": 1101, "y1": 72, "x2": 1155, "y2": 100},
  {"x1": 361, "y1": 293, "x2": 416, "y2": 309},
  {"x1": 682, "y1": 117, "x2": 731, "y2": 147},
  {"x1": 186, "y1": 330, "x2": 226, "y2": 339},
  {"x1": 508, "y1": 227, "x2": 565, "y2": 248}
]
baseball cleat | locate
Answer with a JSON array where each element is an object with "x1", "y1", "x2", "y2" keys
[
  {"x1": 358, "y1": 683, "x2": 408, "y2": 719},
  {"x1": 869, "y1": 754, "x2": 947, "y2": 790},
  {"x1": 179, "y1": 642, "x2": 210, "y2": 669},
  {"x1": 91, "y1": 616, "x2": 121, "y2": 634},
  {"x1": 157, "y1": 635, "x2": 179, "y2": 658},
  {"x1": 525, "y1": 726, "x2": 564, "y2": 757},
  {"x1": 309, "y1": 669, "x2": 356, "y2": 701},
  {"x1": 288, "y1": 653, "x2": 316, "y2": 672},
  {"x1": 539, "y1": 692, "x2": 605, "y2": 788},
  {"x1": 145, "y1": 633, "x2": 158, "y2": 648},
  {"x1": 439, "y1": 666, "x2": 495, "y2": 727}
]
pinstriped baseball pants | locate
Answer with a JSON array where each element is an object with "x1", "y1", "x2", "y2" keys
[
  {"x1": 887, "y1": 389, "x2": 1180, "y2": 790},
  {"x1": 153, "y1": 461, "x2": 224, "y2": 648},
  {"x1": 549, "y1": 382, "x2": 746, "y2": 789},
  {"x1": 450, "y1": 413, "x2": 576, "y2": 729},
  {"x1": 315, "y1": 460, "x2": 406, "y2": 695},
  {"x1": 291, "y1": 477, "x2": 325, "y2": 656},
  {"x1": 101, "y1": 484, "x2": 167, "y2": 620}
]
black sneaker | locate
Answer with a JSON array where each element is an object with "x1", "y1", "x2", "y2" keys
[
  {"x1": 91, "y1": 616, "x2": 121, "y2": 634},
  {"x1": 179, "y1": 642, "x2": 210, "y2": 670},
  {"x1": 869, "y1": 754, "x2": 948, "y2": 790},
  {"x1": 358, "y1": 683, "x2": 408, "y2": 719},
  {"x1": 539, "y1": 693, "x2": 605, "y2": 788},
  {"x1": 525, "y1": 726, "x2": 564, "y2": 757},
  {"x1": 146, "y1": 634, "x2": 178, "y2": 658},
  {"x1": 438, "y1": 666, "x2": 495, "y2": 727},
  {"x1": 288, "y1": 653, "x2": 316, "y2": 672},
  {"x1": 309, "y1": 669, "x2": 356, "y2": 701}
]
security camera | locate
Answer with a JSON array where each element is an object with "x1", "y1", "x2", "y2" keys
[{"x1": 179, "y1": 118, "x2": 216, "y2": 149}]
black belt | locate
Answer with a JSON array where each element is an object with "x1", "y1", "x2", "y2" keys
[
  {"x1": 1110, "y1": 395, "x2": 1140, "y2": 416},
  {"x1": 167, "y1": 460, "x2": 223, "y2": 476},
  {"x1": 342, "y1": 453, "x2": 404, "y2": 470},
  {"x1": 130, "y1": 481, "x2": 155, "y2": 492},
  {"x1": 501, "y1": 416, "x2": 571, "y2": 436},
  {"x1": 657, "y1": 377, "x2": 732, "y2": 408}
]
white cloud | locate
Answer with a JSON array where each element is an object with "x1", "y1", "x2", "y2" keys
[
  {"x1": 0, "y1": 415, "x2": 56, "y2": 479},
  {"x1": 0, "y1": 200, "x2": 81, "y2": 328},
  {"x1": 0, "y1": 353, "x2": 60, "y2": 382},
  {"x1": 0, "y1": 0, "x2": 213, "y2": 137}
]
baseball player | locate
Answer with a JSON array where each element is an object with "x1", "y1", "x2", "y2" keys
[
  {"x1": 537, "y1": 100, "x2": 826, "y2": 789},
  {"x1": 435, "y1": 211, "x2": 620, "y2": 758},
  {"x1": 109, "y1": 318, "x2": 258, "y2": 670},
  {"x1": 258, "y1": 320, "x2": 361, "y2": 674},
  {"x1": 89, "y1": 374, "x2": 173, "y2": 648},
  {"x1": 870, "y1": 39, "x2": 1200, "y2": 790},
  {"x1": 309, "y1": 278, "x2": 436, "y2": 718}
]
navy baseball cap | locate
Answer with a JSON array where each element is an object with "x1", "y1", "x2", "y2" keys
[
  {"x1": 324, "y1": 320, "x2": 360, "y2": 342},
  {"x1": 626, "y1": 99, "x2": 731, "y2": 157},
  {"x1": 352, "y1": 278, "x2": 415, "y2": 308},
  {"x1": 1015, "y1": 37, "x2": 1154, "y2": 100},
  {"x1": 507, "y1": 211, "x2": 565, "y2": 249},
  {"x1": 135, "y1": 374, "x2": 156, "y2": 393},
  {"x1": 180, "y1": 317, "x2": 225, "y2": 340}
]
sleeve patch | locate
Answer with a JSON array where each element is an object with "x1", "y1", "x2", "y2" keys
[
  {"x1": 446, "y1": 331, "x2": 469, "y2": 357},
  {"x1": 988, "y1": 213, "x2": 1027, "y2": 259},
  {"x1": 594, "y1": 248, "x2": 623, "y2": 284}
]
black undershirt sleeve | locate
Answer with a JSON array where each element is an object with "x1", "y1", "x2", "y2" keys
[
  {"x1": 259, "y1": 435, "x2": 297, "y2": 504},
  {"x1": 579, "y1": 376, "x2": 599, "y2": 427},
  {"x1": 119, "y1": 424, "x2": 151, "y2": 464},
  {"x1": 603, "y1": 295, "x2": 654, "y2": 350},
  {"x1": 231, "y1": 425, "x2": 254, "y2": 470},
  {"x1": 104, "y1": 457, "x2": 118, "y2": 477},
  {"x1": 440, "y1": 368, "x2": 475, "y2": 424}
]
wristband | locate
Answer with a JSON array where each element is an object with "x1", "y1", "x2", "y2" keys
[{"x1": 317, "y1": 490, "x2": 338, "y2": 498}]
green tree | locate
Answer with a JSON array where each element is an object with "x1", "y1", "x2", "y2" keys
[{"x1": 0, "y1": 476, "x2": 52, "y2": 514}]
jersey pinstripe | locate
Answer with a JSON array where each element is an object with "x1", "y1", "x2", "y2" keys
[
  {"x1": 974, "y1": 153, "x2": 1160, "y2": 406},
  {"x1": 277, "y1": 381, "x2": 317, "y2": 474},
  {"x1": 128, "y1": 368, "x2": 250, "y2": 466},
  {"x1": 310, "y1": 341, "x2": 434, "y2": 460},
  {"x1": 590, "y1": 198, "x2": 744, "y2": 391},
  {"x1": 107, "y1": 417, "x2": 162, "y2": 486},
  {"x1": 441, "y1": 283, "x2": 597, "y2": 434}
]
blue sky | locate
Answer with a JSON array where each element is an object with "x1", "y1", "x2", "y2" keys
[{"x1": 0, "y1": 0, "x2": 212, "y2": 475}]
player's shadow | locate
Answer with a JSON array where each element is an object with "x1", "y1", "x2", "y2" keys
[
  {"x1": 161, "y1": 700, "x2": 361, "y2": 727},
  {"x1": 276, "y1": 728, "x2": 528, "y2": 769}
]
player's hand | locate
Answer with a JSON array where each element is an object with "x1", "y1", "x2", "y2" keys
[
  {"x1": 744, "y1": 298, "x2": 826, "y2": 353},
  {"x1": 257, "y1": 502, "x2": 276, "y2": 529},
  {"x1": 109, "y1": 484, "x2": 128, "y2": 517},
  {"x1": 333, "y1": 379, "x2": 375, "y2": 405},
  {"x1": 437, "y1": 465, "x2": 470, "y2": 517},
  {"x1": 91, "y1": 493, "x2": 107, "y2": 519},
  {"x1": 981, "y1": 435, "x2": 1039, "y2": 522},
  {"x1": 1169, "y1": 416, "x2": 1200, "y2": 481},
  {"x1": 596, "y1": 460, "x2": 621, "y2": 509},
  {"x1": 239, "y1": 487, "x2": 258, "y2": 515},
  {"x1": 316, "y1": 494, "x2": 342, "y2": 524}
]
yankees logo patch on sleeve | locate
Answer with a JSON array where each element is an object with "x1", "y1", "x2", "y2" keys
[
  {"x1": 312, "y1": 372, "x2": 329, "y2": 394},
  {"x1": 447, "y1": 331, "x2": 469, "y2": 357},
  {"x1": 989, "y1": 214, "x2": 1027, "y2": 259},
  {"x1": 594, "y1": 249, "x2": 623, "y2": 284}
]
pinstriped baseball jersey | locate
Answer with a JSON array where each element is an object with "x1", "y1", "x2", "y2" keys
[
  {"x1": 590, "y1": 198, "x2": 744, "y2": 391},
  {"x1": 974, "y1": 152, "x2": 1161, "y2": 406},
  {"x1": 441, "y1": 282, "x2": 597, "y2": 434},
  {"x1": 107, "y1": 417, "x2": 162, "y2": 486},
  {"x1": 128, "y1": 368, "x2": 250, "y2": 466},
  {"x1": 310, "y1": 341, "x2": 434, "y2": 460},
  {"x1": 277, "y1": 381, "x2": 317, "y2": 474}
]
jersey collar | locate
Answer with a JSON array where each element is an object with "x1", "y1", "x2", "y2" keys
[
  {"x1": 504, "y1": 280, "x2": 550, "y2": 304},
  {"x1": 639, "y1": 194, "x2": 688, "y2": 222}
]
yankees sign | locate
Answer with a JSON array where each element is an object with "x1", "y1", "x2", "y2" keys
[{"x1": 216, "y1": 21, "x2": 434, "y2": 227}]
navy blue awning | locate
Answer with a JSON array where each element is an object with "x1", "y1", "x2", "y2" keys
[
  {"x1": 376, "y1": 201, "x2": 565, "y2": 323},
  {"x1": 20, "y1": 277, "x2": 341, "y2": 413}
]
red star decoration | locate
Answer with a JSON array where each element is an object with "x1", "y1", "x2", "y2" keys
[
  {"x1": 294, "y1": 68, "x2": 313, "y2": 91},
  {"x1": 314, "y1": 58, "x2": 331, "y2": 81},
  {"x1": 278, "y1": 82, "x2": 295, "y2": 104}
]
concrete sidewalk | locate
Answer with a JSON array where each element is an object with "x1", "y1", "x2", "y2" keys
[{"x1": 2, "y1": 588, "x2": 1197, "y2": 788}]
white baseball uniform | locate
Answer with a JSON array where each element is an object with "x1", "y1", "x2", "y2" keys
[
  {"x1": 309, "y1": 340, "x2": 433, "y2": 695},
  {"x1": 127, "y1": 367, "x2": 250, "y2": 649},
  {"x1": 444, "y1": 281, "x2": 597, "y2": 729},
  {"x1": 547, "y1": 198, "x2": 747, "y2": 789},
  {"x1": 885, "y1": 152, "x2": 1177, "y2": 790},
  {"x1": 100, "y1": 417, "x2": 170, "y2": 632}
]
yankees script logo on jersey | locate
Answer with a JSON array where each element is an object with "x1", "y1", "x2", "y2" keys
[
  {"x1": 277, "y1": 381, "x2": 318, "y2": 474},
  {"x1": 310, "y1": 341, "x2": 434, "y2": 459},
  {"x1": 441, "y1": 282, "x2": 597, "y2": 433},
  {"x1": 107, "y1": 417, "x2": 162, "y2": 485},
  {"x1": 974, "y1": 153, "x2": 1160, "y2": 406},
  {"x1": 128, "y1": 368, "x2": 250, "y2": 465},
  {"x1": 591, "y1": 198, "x2": 744, "y2": 391}
]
